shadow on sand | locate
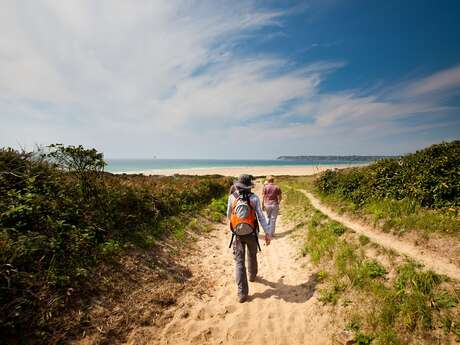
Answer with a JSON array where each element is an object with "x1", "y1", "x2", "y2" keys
[
  {"x1": 257, "y1": 226, "x2": 297, "y2": 241},
  {"x1": 270, "y1": 226, "x2": 297, "y2": 239},
  {"x1": 248, "y1": 274, "x2": 317, "y2": 303}
]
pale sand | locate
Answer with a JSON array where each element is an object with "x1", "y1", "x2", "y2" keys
[
  {"x1": 116, "y1": 163, "x2": 365, "y2": 177},
  {"x1": 126, "y1": 183, "x2": 336, "y2": 345}
]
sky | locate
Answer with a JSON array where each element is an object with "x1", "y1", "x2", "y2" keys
[{"x1": 1, "y1": 0, "x2": 460, "y2": 159}]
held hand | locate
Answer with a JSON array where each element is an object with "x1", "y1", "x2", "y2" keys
[{"x1": 264, "y1": 233, "x2": 271, "y2": 246}]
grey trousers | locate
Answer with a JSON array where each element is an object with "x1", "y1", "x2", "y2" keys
[{"x1": 233, "y1": 233, "x2": 258, "y2": 297}]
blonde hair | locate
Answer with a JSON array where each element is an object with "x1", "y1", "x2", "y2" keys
[{"x1": 267, "y1": 175, "x2": 274, "y2": 183}]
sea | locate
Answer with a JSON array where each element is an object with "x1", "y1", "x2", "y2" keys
[{"x1": 105, "y1": 158, "x2": 369, "y2": 173}]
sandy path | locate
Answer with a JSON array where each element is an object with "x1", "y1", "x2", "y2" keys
[
  {"x1": 301, "y1": 190, "x2": 460, "y2": 281},
  {"x1": 125, "y1": 185, "x2": 335, "y2": 345}
]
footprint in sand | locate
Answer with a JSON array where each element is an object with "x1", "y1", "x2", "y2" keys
[
  {"x1": 224, "y1": 304, "x2": 237, "y2": 314},
  {"x1": 194, "y1": 307, "x2": 213, "y2": 320}
]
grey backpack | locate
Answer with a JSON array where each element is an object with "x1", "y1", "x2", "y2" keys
[{"x1": 230, "y1": 192, "x2": 257, "y2": 236}]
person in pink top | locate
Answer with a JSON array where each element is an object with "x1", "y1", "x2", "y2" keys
[{"x1": 262, "y1": 176, "x2": 282, "y2": 236}]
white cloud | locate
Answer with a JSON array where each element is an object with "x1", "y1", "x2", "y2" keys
[
  {"x1": 0, "y1": 0, "x2": 458, "y2": 157},
  {"x1": 1, "y1": 1, "x2": 287, "y2": 117},
  {"x1": 405, "y1": 64, "x2": 460, "y2": 97},
  {"x1": 151, "y1": 59, "x2": 333, "y2": 129},
  {"x1": 306, "y1": 93, "x2": 447, "y2": 128}
]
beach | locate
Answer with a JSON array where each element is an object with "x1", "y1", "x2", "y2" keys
[{"x1": 115, "y1": 163, "x2": 365, "y2": 176}]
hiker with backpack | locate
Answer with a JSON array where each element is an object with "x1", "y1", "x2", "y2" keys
[{"x1": 227, "y1": 174, "x2": 271, "y2": 303}]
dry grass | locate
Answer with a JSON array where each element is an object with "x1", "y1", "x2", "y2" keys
[{"x1": 66, "y1": 216, "x2": 218, "y2": 345}]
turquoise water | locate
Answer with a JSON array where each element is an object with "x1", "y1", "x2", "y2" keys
[{"x1": 106, "y1": 159, "x2": 368, "y2": 173}]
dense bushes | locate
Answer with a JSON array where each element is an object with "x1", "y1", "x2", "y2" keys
[
  {"x1": 316, "y1": 141, "x2": 460, "y2": 208},
  {"x1": 0, "y1": 146, "x2": 231, "y2": 343}
]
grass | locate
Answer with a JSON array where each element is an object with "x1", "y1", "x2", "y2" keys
[
  {"x1": 319, "y1": 280, "x2": 346, "y2": 305},
  {"x1": 290, "y1": 170, "x2": 459, "y2": 237},
  {"x1": 278, "y1": 182, "x2": 315, "y2": 224},
  {"x1": 365, "y1": 198, "x2": 459, "y2": 235},
  {"x1": 278, "y1": 178, "x2": 460, "y2": 344},
  {"x1": 316, "y1": 189, "x2": 460, "y2": 237},
  {"x1": 304, "y1": 212, "x2": 341, "y2": 264}
]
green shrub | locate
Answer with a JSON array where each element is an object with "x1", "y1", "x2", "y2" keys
[
  {"x1": 329, "y1": 221, "x2": 346, "y2": 236},
  {"x1": 316, "y1": 270, "x2": 328, "y2": 282},
  {"x1": 100, "y1": 240, "x2": 121, "y2": 256},
  {"x1": 358, "y1": 235, "x2": 370, "y2": 246},
  {"x1": 0, "y1": 146, "x2": 231, "y2": 343},
  {"x1": 354, "y1": 333, "x2": 373, "y2": 345},
  {"x1": 315, "y1": 141, "x2": 460, "y2": 208},
  {"x1": 359, "y1": 260, "x2": 387, "y2": 279},
  {"x1": 208, "y1": 195, "x2": 228, "y2": 222}
]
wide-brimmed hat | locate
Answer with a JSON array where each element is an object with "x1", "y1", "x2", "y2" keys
[{"x1": 234, "y1": 174, "x2": 254, "y2": 190}]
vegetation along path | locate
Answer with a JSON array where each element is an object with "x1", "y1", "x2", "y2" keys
[
  {"x1": 299, "y1": 189, "x2": 460, "y2": 281},
  {"x1": 124, "y1": 184, "x2": 336, "y2": 345}
]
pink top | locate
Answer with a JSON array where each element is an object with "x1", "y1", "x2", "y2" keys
[{"x1": 263, "y1": 183, "x2": 281, "y2": 206}]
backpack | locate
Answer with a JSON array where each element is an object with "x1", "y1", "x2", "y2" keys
[{"x1": 230, "y1": 191, "x2": 257, "y2": 236}]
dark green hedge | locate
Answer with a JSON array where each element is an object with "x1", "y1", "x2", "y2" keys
[{"x1": 315, "y1": 141, "x2": 460, "y2": 208}]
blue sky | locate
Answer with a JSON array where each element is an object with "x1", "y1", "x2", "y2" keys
[{"x1": 1, "y1": 0, "x2": 459, "y2": 158}]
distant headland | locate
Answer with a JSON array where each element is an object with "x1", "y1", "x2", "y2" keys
[{"x1": 276, "y1": 155, "x2": 398, "y2": 162}]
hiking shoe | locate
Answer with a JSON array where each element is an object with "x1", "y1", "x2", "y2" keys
[
  {"x1": 249, "y1": 276, "x2": 257, "y2": 282},
  {"x1": 238, "y1": 294, "x2": 247, "y2": 303}
]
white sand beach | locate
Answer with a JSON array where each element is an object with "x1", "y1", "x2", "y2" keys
[{"x1": 116, "y1": 163, "x2": 366, "y2": 177}]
